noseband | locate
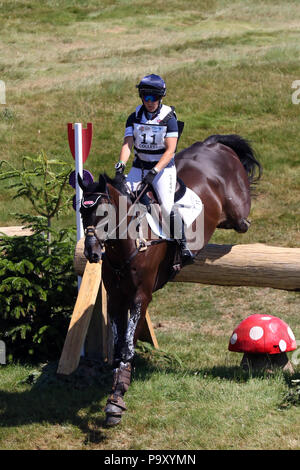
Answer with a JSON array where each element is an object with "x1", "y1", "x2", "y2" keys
[{"x1": 85, "y1": 225, "x2": 105, "y2": 248}]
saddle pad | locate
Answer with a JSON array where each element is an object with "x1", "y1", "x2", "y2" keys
[
  {"x1": 145, "y1": 188, "x2": 203, "y2": 240},
  {"x1": 175, "y1": 187, "x2": 203, "y2": 228}
]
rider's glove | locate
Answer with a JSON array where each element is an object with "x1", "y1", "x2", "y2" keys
[
  {"x1": 142, "y1": 168, "x2": 158, "y2": 186},
  {"x1": 114, "y1": 161, "x2": 126, "y2": 184},
  {"x1": 115, "y1": 161, "x2": 126, "y2": 174}
]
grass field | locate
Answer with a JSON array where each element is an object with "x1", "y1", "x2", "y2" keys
[{"x1": 0, "y1": 0, "x2": 300, "y2": 450}]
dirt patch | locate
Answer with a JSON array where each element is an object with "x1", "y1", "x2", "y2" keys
[{"x1": 154, "y1": 320, "x2": 195, "y2": 333}]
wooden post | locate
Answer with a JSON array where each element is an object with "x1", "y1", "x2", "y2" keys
[
  {"x1": 85, "y1": 281, "x2": 114, "y2": 364},
  {"x1": 57, "y1": 261, "x2": 103, "y2": 375},
  {"x1": 138, "y1": 310, "x2": 159, "y2": 349}
]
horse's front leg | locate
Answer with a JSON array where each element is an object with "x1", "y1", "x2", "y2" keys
[
  {"x1": 104, "y1": 292, "x2": 129, "y2": 427},
  {"x1": 105, "y1": 292, "x2": 151, "y2": 427}
]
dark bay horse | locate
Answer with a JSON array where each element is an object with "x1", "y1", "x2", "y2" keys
[{"x1": 78, "y1": 134, "x2": 262, "y2": 426}]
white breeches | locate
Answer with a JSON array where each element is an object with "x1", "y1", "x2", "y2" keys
[{"x1": 126, "y1": 164, "x2": 177, "y2": 216}]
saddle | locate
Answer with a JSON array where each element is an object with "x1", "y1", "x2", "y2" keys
[
  {"x1": 134, "y1": 176, "x2": 187, "y2": 207},
  {"x1": 127, "y1": 178, "x2": 188, "y2": 275}
]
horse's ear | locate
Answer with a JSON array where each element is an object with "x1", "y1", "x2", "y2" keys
[
  {"x1": 77, "y1": 173, "x2": 88, "y2": 191},
  {"x1": 99, "y1": 173, "x2": 107, "y2": 191}
]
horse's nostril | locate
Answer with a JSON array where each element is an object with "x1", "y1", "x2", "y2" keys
[{"x1": 91, "y1": 253, "x2": 100, "y2": 263}]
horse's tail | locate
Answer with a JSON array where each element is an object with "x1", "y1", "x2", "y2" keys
[{"x1": 203, "y1": 134, "x2": 262, "y2": 184}]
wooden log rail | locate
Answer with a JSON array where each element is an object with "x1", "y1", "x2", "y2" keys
[
  {"x1": 74, "y1": 239, "x2": 300, "y2": 291},
  {"x1": 0, "y1": 226, "x2": 33, "y2": 237}
]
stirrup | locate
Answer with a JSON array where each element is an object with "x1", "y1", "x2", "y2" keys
[
  {"x1": 181, "y1": 252, "x2": 194, "y2": 266},
  {"x1": 179, "y1": 243, "x2": 194, "y2": 266}
]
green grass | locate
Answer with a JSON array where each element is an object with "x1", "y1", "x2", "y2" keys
[
  {"x1": 0, "y1": 0, "x2": 300, "y2": 450},
  {"x1": 1, "y1": 283, "x2": 299, "y2": 450}
]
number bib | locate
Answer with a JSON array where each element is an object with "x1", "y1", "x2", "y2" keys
[{"x1": 133, "y1": 123, "x2": 167, "y2": 152}]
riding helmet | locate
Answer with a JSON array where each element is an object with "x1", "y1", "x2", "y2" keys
[{"x1": 136, "y1": 74, "x2": 166, "y2": 98}]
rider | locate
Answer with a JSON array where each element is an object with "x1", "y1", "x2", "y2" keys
[{"x1": 114, "y1": 73, "x2": 193, "y2": 264}]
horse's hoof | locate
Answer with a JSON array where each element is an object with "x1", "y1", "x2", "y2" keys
[
  {"x1": 105, "y1": 413, "x2": 122, "y2": 427},
  {"x1": 104, "y1": 394, "x2": 126, "y2": 427}
]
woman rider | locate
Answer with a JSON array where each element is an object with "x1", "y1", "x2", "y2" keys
[{"x1": 114, "y1": 73, "x2": 193, "y2": 264}]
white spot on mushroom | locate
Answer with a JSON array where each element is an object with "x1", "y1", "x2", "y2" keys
[
  {"x1": 261, "y1": 316, "x2": 272, "y2": 320},
  {"x1": 249, "y1": 326, "x2": 264, "y2": 341},
  {"x1": 279, "y1": 340, "x2": 287, "y2": 352},
  {"x1": 230, "y1": 333, "x2": 238, "y2": 345},
  {"x1": 269, "y1": 322, "x2": 278, "y2": 334},
  {"x1": 287, "y1": 327, "x2": 295, "y2": 341}
]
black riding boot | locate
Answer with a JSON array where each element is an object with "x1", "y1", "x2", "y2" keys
[
  {"x1": 169, "y1": 212, "x2": 194, "y2": 266},
  {"x1": 178, "y1": 227, "x2": 194, "y2": 266}
]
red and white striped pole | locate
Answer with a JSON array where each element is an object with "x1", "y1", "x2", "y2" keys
[
  {"x1": 68, "y1": 122, "x2": 93, "y2": 287},
  {"x1": 68, "y1": 122, "x2": 93, "y2": 242},
  {"x1": 74, "y1": 123, "x2": 84, "y2": 242}
]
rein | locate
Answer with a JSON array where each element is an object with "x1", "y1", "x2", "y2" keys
[
  {"x1": 85, "y1": 183, "x2": 151, "y2": 241},
  {"x1": 82, "y1": 184, "x2": 165, "y2": 280},
  {"x1": 109, "y1": 182, "x2": 150, "y2": 238}
]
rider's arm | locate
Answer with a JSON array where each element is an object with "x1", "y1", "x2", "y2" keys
[
  {"x1": 117, "y1": 112, "x2": 135, "y2": 167},
  {"x1": 153, "y1": 137, "x2": 178, "y2": 173},
  {"x1": 119, "y1": 136, "x2": 133, "y2": 165}
]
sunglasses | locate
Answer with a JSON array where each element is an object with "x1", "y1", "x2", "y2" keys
[{"x1": 142, "y1": 94, "x2": 160, "y2": 102}]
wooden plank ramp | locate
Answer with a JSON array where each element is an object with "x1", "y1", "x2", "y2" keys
[
  {"x1": 138, "y1": 310, "x2": 159, "y2": 350},
  {"x1": 57, "y1": 261, "x2": 103, "y2": 375}
]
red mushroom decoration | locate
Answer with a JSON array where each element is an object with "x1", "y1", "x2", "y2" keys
[{"x1": 228, "y1": 314, "x2": 297, "y2": 373}]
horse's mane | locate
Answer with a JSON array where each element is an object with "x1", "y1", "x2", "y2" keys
[
  {"x1": 103, "y1": 173, "x2": 132, "y2": 199},
  {"x1": 81, "y1": 172, "x2": 132, "y2": 205},
  {"x1": 203, "y1": 134, "x2": 262, "y2": 186}
]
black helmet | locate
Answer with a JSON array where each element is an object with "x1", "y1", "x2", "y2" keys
[{"x1": 136, "y1": 74, "x2": 166, "y2": 98}]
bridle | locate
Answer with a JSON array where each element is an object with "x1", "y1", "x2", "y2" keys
[{"x1": 81, "y1": 191, "x2": 111, "y2": 249}]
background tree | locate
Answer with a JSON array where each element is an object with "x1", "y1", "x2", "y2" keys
[
  {"x1": 0, "y1": 152, "x2": 77, "y2": 362},
  {"x1": 0, "y1": 152, "x2": 73, "y2": 244}
]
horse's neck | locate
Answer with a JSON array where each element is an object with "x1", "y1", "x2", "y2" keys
[
  {"x1": 107, "y1": 183, "x2": 132, "y2": 216},
  {"x1": 107, "y1": 183, "x2": 135, "y2": 243}
]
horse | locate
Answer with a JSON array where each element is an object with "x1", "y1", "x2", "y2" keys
[{"x1": 78, "y1": 134, "x2": 262, "y2": 427}]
